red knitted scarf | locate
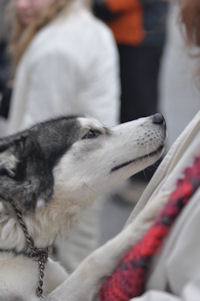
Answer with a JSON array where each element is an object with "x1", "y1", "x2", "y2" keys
[{"x1": 99, "y1": 153, "x2": 200, "y2": 301}]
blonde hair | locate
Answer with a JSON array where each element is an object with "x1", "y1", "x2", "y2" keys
[{"x1": 10, "y1": 0, "x2": 90, "y2": 74}]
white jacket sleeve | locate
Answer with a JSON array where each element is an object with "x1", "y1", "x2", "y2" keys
[{"x1": 46, "y1": 191, "x2": 200, "y2": 301}]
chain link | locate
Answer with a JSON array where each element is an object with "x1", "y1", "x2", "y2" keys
[{"x1": 10, "y1": 200, "x2": 49, "y2": 298}]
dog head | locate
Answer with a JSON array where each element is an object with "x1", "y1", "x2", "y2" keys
[
  {"x1": 0, "y1": 114, "x2": 166, "y2": 245},
  {"x1": 0, "y1": 115, "x2": 166, "y2": 211}
]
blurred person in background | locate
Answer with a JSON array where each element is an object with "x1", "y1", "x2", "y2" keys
[
  {"x1": 93, "y1": 0, "x2": 168, "y2": 123},
  {"x1": 6, "y1": 0, "x2": 120, "y2": 272},
  {"x1": 92, "y1": 0, "x2": 169, "y2": 201},
  {"x1": 7, "y1": 0, "x2": 119, "y2": 133}
]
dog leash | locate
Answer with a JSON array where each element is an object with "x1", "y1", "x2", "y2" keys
[
  {"x1": 0, "y1": 195, "x2": 49, "y2": 299},
  {"x1": 11, "y1": 201, "x2": 49, "y2": 298}
]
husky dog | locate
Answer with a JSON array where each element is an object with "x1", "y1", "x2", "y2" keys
[{"x1": 0, "y1": 114, "x2": 166, "y2": 301}]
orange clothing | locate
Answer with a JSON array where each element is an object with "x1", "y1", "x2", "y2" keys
[{"x1": 106, "y1": 0, "x2": 145, "y2": 45}]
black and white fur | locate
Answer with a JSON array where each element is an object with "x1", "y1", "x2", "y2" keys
[{"x1": 0, "y1": 114, "x2": 166, "y2": 301}]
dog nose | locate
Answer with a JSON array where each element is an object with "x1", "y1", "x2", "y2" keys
[{"x1": 152, "y1": 113, "x2": 165, "y2": 125}]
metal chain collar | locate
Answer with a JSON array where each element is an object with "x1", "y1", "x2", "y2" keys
[{"x1": 10, "y1": 200, "x2": 49, "y2": 299}]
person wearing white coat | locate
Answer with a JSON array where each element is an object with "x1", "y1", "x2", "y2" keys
[{"x1": 7, "y1": 2, "x2": 119, "y2": 133}]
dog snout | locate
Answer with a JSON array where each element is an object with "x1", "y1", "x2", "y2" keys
[{"x1": 152, "y1": 113, "x2": 165, "y2": 126}]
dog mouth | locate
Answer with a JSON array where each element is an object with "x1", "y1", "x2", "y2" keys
[{"x1": 111, "y1": 144, "x2": 164, "y2": 173}]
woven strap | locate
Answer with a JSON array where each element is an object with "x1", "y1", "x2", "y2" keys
[{"x1": 99, "y1": 153, "x2": 200, "y2": 301}]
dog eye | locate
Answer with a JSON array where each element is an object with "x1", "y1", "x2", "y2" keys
[{"x1": 82, "y1": 129, "x2": 101, "y2": 139}]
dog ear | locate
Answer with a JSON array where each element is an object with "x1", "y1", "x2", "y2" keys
[
  {"x1": 0, "y1": 132, "x2": 28, "y2": 179},
  {"x1": 0, "y1": 136, "x2": 33, "y2": 212},
  {"x1": 0, "y1": 134, "x2": 54, "y2": 213},
  {"x1": 0, "y1": 141, "x2": 24, "y2": 212},
  {"x1": 0, "y1": 147, "x2": 19, "y2": 178}
]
